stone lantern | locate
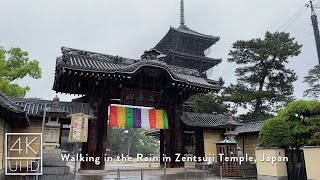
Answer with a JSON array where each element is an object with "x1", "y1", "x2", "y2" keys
[
  {"x1": 43, "y1": 96, "x2": 68, "y2": 149},
  {"x1": 219, "y1": 113, "x2": 242, "y2": 143}
]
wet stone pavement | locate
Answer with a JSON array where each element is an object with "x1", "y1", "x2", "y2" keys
[
  {"x1": 75, "y1": 169, "x2": 257, "y2": 180},
  {"x1": 68, "y1": 162, "x2": 257, "y2": 180}
]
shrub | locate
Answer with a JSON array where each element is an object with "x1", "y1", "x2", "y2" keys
[{"x1": 259, "y1": 117, "x2": 292, "y2": 148}]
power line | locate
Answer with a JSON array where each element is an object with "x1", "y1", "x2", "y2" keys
[
  {"x1": 217, "y1": 63, "x2": 237, "y2": 78},
  {"x1": 277, "y1": 3, "x2": 309, "y2": 31},
  {"x1": 283, "y1": 7, "x2": 308, "y2": 31},
  {"x1": 222, "y1": 1, "x2": 319, "y2": 81}
]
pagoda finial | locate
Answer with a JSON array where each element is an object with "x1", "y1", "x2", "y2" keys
[{"x1": 180, "y1": 0, "x2": 185, "y2": 25}]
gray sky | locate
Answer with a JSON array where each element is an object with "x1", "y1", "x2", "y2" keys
[{"x1": 0, "y1": 0, "x2": 318, "y2": 102}]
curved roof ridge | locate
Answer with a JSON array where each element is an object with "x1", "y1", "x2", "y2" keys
[
  {"x1": 0, "y1": 92, "x2": 25, "y2": 113},
  {"x1": 173, "y1": 25, "x2": 220, "y2": 40},
  {"x1": 61, "y1": 46, "x2": 137, "y2": 64}
]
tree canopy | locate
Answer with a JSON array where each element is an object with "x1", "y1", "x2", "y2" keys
[
  {"x1": 0, "y1": 47, "x2": 41, "y2": 97},
  {"x1": 258, "y1": 117, "x2": 292, "y2": 148},
  {"x1": 259, "y1": 100, "x2": 320, "y2": 148},
  {"x1": 223, "y1": 31, "x2": 302, "y2": 120},
  {"x1": 304, "y1": 64, "x2": 320, "y2": 98},
  {"x1": 188, "y1": 93, "x2": 229, "y2": 114},
  {"x1": 107, "y1": 127, "x2": 159, "y2": 157}
]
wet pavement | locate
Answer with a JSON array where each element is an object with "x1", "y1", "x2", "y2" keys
[
  {"x1": 77, "y1": 169, "x2": 211, "y2": 180},
  {"x1": 74, "y1": 169, "x2": 257, "y2": 180},
  {"x1": 67, "y1": 161, "x2": 257, "y2": 180}
]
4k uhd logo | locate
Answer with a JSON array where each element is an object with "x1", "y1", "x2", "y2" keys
[{"x1": 5, "y1": 133, "x2": 42, "y2": 175}]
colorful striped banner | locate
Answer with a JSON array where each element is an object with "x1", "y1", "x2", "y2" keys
[
  {"x1": 109, "y1": 105, "x2": 169, "y2": 129},
  {"x1": 117, "y1": 106, "x2": 126, "y2": 127}
]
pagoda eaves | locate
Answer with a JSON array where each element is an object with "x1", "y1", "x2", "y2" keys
[{"x1": 154, "y1": 25, "x2": 221, "y2": 73}]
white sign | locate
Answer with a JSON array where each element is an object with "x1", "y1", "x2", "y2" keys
[{"x1": 68, "y1": 113, "x2": 89, "y2": 142}]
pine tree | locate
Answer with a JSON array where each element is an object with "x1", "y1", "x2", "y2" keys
[
  {"x1": 304, "y1": 65, "x2": 320, "y2": 98},
  {"x1": 224, "y1": 32, "x2": 302, "y2": 120}
]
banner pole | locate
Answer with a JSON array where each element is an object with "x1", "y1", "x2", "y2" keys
[{"x1": 74, "y1": 142, "x2": 78, "y2": 180}]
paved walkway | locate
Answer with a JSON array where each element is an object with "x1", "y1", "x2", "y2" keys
[{"x1": 67, "y1": 161, "x2": 257, "y2": 180}]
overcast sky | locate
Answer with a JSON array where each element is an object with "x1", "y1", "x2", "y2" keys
[{"x1": 0, "y1": 0, "x2": 318, "y2": 102}]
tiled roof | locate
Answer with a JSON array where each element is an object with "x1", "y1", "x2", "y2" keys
[
  {"x1": 10, "y1": 97, "x2": 93, "y2": 117},
  {"x1": 181, "y1": 112, "x2": 240, "y2": 128},
  {"x1": 145, "y1": 113, "x2": 266, "y2": 137},
  {"x1": 164, "y1": 50, "x2": 222, "y2": 72},
  {"x1": 0, "y1": 92, "x2": 26, "y2": 114},
  {"x1": 235, "y1": 120, "x2": 266, "y2": 134},
  {"x1": 168, "y1": 50, "x2": 221, "y2": 63},
  {"x1": 56, "y1": 47, "x2": 220, "y2": 90},
  {"x1": 0, "y1": 92, "x2": 29, "y2": 128},
  {"x1": 145, "y1": 129, "x2": 160, "y2": 139},
  {"x1": 174, "y1": 25, "x2": 220, "y2": 41}
]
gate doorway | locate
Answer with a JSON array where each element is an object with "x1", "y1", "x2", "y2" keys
[{"x1": 285, "y1": 149, "x2": 307, "y2": 180}]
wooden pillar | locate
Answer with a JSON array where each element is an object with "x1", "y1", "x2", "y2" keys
[
  {"x1": 160, "y1": 129, "x2": 164, "y2": 167},
  {"x1": 174, "y1": 105, "x2": 184, "y2": 167},
  {"x1": 195, "y1": 128, "x2": 204, "y2": 161},
  {"x1": 165, "y1": 104, "x2": 185, "y2": 168},
  {"x1": 95, "y1": 99, "x2": 108, "y2": 170},
  {"x1": 81, "y1": 118, "x2": 97, "y2": 170},
  {"x1": 80, "y1": 98, "x2": 109, "y2": 170}
]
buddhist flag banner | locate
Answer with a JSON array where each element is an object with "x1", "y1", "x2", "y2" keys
[{"x1": 109, "y1": 105, "x2": 169, "y2": 129}]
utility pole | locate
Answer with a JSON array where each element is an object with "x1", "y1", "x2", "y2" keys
[{"x1": 309, "y1": 1, "x2": 320, "y2": 64}]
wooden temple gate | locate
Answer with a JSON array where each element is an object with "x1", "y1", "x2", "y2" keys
[
  {"x1": 53, "y1": 8, "x2": 221, "y2": 169},
  {"x1": 53, "y1": 52, "x2": 219, "y2": 169}
]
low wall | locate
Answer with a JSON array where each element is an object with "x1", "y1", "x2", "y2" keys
[
  {"x1": 203, "y1": 128, "x2": 224, "y2": 163},
  {"x1": 303, "y1": 146, "x2": 320, "y2": 180},
  {"x1": 255, "y1": 148, "x2": 288, "y2": 180},
  {"x1": 236, "y1": 133, "x2": 259, "y2": 162}
]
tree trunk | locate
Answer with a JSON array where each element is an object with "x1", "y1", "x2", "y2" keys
[{"x1": 254, "y1": 69, "x2": 268, "y2": 115}]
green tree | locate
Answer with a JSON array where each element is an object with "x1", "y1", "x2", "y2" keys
[
  {"x1": 304, "y1": 65, "x2": 320, "y2": 98},
  {"x1": 189, "y1": 93, "x2": 229, "y2": 114},
  {"x1": 258, "y1": 117, "x2": 292, "y2": 148},
  {"x1": 259, "y1": 100, "x2": 320, "y2": 148},
  {"x1": 224, "y1": 32, "x2": 302, "y2": 120},
  {"x1": 107, "y1": 127, "x2": 159, "y2": 157},
  {"x1": 0, "y1": 47, "x2": 41, "y2": 97}
]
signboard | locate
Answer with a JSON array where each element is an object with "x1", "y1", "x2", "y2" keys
[
  {"x1": 68, "y1": 113, "x2": 89, "y2": 142},
  {"x1": 121, "y1": 88, "x2": 161, "y2": 107}
]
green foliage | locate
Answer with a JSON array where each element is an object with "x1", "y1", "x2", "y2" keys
[
  {"x1": 224, "y1": 32, "x2": 302, "y2": 119},
  {"x1": 189, "y1": 93, "x2": 229, "y2": 114},
  {"x1": 0, "y1": 47, "x2": 41, "y2": 97},
  {"x1": 305, "y1": 116, "x2": 320, "y2": 145},
  {"x1": 107, "y1": 127, "x2": 159, "y2": 157},
  {"x1": 304, "y1": 65, "x2": 320, "y2": 98},
  {"x1": 259, "y1": 117, "x2": 292, "y2": 148},
  {"x1": 259, "y1": 100, "x2": 320, "y2": 148}
]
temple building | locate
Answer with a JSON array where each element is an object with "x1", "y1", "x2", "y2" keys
[
  {"x1": 0, "y1": 0, "x2": 267, "y2": 177},
  {"x1": 0, "y1": 93, "x2": 92, "y2": 178},
  {"x1": 50, "y1": 0, "x2": 227, "y2": 170}
]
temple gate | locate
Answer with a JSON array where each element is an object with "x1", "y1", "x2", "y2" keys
[{"x1": 52, "y1": 0, "x2": 221, "y2": 169}]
